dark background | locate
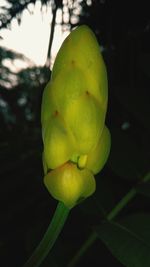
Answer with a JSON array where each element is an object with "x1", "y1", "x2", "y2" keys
[{"x1": 0, "y1": 1, "x2": 150, "y2": 266}]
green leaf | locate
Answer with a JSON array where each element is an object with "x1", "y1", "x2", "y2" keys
[
  {"x1": 96, "y1": 218, "x2": 150, "y2": 267},
  {"x1": 137, "y1": 181, "x2": 150, "y2": 198},
  {"x1": 119, "y1": 213, "x2": 150, "y2": 245}
]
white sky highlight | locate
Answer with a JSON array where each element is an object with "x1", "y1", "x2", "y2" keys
[{"x1": 0, "y1": 1, "x2": 70, "y2": 67}]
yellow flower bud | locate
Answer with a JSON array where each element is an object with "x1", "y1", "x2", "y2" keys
[
  {"x1": 44, "y1": 162, "x2": 95, "y2": 209},
  {"x1": 43, "y1": 110, "x2": 73, "y2": 169},
  {"x1": 85, "y1": 126, "x2": 111, "y2": 175},
  {"x1": 41, "y1": 25, "x2": 111, "y2": 208}
]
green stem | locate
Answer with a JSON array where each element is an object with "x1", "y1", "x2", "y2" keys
[
  {"x1": 106, "y1": 187, "x2": 136, "y2": 221},
  {"x1": 68, "y1": 172, "x2": 150, "y2": 267},
  {"x1": 23, "y1": 201, "x2": 70, "y2": 267},
  {"x1": 67, "y1": 232, "x2": 97, "y2": 267}
]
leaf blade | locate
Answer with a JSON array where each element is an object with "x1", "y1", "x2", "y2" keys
[{"x1": 96, "y1": 219, "x2": 150, "y2": 267}]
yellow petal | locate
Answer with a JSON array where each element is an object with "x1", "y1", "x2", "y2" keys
[
  {"x1": 52, "y1": 25, "x2": 108, "y2": 107},
  {"x1": 44, "y1": 162, "x2": 96, "y2": 208},
  {"x1": 43, "y1": 113, "x2": 73, "y2": 169},
  {"x1": 64, "y1": 91, "x2": 105, "y2": 154},
  {"x1": 86, "y1": 126, "x2": 111, "y2": 174}
]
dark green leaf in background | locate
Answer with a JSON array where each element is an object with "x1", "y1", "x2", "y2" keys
[
  {"x1": 137, "y1": 181, "x2": 150, "y2": 198},
  {"x1": 96, "y1": 214, "x2": 150, "y2": 267},
  {"x1": 119, "y1": 213, "x2": 150, "y2": 245}
]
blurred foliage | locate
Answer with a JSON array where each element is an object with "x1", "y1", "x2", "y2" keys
[
  {"x1": 96, "y1": 214, "x2": 150, "y2": 267},
  {"x1": 0, "y1": 0, "x2": 57, "y2": 29},
  {"x1": 0, "y1": 0, "x2": 85, "y2": 30},
  {"x1": 0, "y1": 47, "x2": 50, "y2": 136},
  {"x1": 0, "y1": 0, "x2": 150, "y2": 267},
  {"x1": 0, "y1": 46, "x2": 26, "y2": 88}
]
